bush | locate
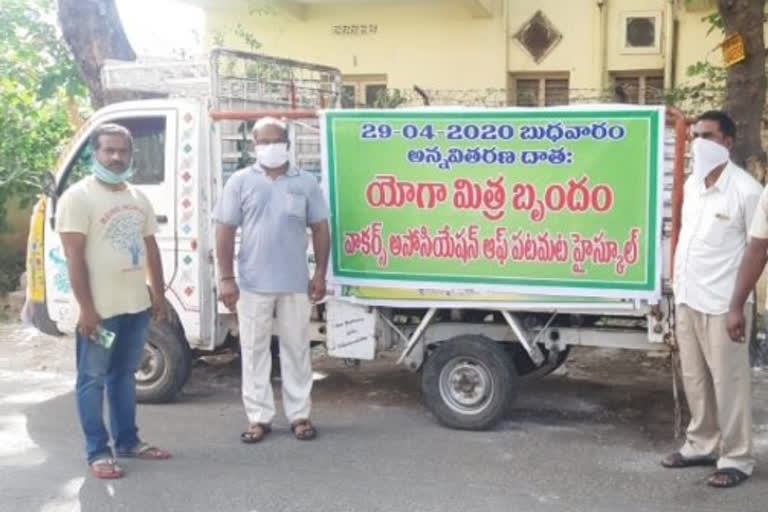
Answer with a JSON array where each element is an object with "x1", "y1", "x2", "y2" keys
[{"x1": 0, "y1": 246, "x2": 25, "y2": 295}]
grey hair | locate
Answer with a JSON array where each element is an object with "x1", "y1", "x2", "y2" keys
[
  {"x1": 251, "y1": 116, "x2": 288, "y2": 137},
  {"x1": 90, "y1": 123, "x2": 133, "y2": 151}
]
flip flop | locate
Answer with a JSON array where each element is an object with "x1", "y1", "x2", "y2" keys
[
  {"x1": 707, "y1": 468, "x2": 749, "y2": 488},
  {"x1": 90, "y1": 456, "x2": 124, "y2": 479},
  {"x1": 660, "y1": 452, "x2": 716, "y2": 468},
  {"x1": 118, "y1": 441, "x2": 171, "y2": 460},
  {"x1": 241, "y1": 423, "x2": 271, "y2": 444},
  {"x1": 291, "y1": 419, "x2": 317, "y2": 441}
]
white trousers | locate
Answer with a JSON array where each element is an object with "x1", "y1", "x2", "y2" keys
[
  {"x1": 676, "y1": 304, "x2": 754, "y2": 475},
  {"x1": 237, "y1": 291, "x2": 313, "y2": 424}
]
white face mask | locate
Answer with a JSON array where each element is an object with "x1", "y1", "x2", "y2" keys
[
  {"x1": 256, "y1": 142, "x2": 289, "y2": 169},
  {"x1": 691, "y1": 137, "x2": 730, "y2": 182}
]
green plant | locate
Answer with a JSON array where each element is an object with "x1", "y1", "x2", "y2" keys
[
  {"x1": 0, "y1": 245, "x2": 25, "y2": 295},
  {"x1": 373, "y1": 88, "x2": 408, "y2": 109},
  {"x1": 0, "y1": 0, "x2": 83, "y2": 231}
]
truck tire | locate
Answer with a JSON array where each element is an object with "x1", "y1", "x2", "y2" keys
[
  {"x1": 421, "y1": 335, "x2": 516, "y2": 430},
  {"x1": 136, "y1": 309, "x2": 192, "y2": 404}
]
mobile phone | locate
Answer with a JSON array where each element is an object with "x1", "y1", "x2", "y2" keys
[{"x1": 95, "y1": 325, "x2": 116, "y2": 349}]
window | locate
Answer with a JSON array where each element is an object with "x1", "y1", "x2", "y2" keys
[
  {"x1": 120, "y1": 117, "x2": 166, "y2": 185},
  {"x1": 621, "y1": 11, "x2": 662, "y2": 54},
  {"x1": 341, "y1": 85, "x2": 357, "y2": 108},
  {"x1": 341, "y1": 74, "x2": 388, "y2": 108},
  {"x1": 365, "y1": 84, "x2": 387, "y2": 107},
  {"x1": 509, "y1": 75, "x2": 569, "y2": 107},
  {"x1": 613, "y1": 73, "x2": 664, "y2": 105},
  {"x1": 57, "y1": 115, "x2": 167, "y2": 194},
  {"x1": 61, "y1": 116, "x2": 167, "y2": 193}
]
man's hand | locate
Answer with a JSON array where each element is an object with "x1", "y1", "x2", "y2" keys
[
  {"x1": 78, "y1": 307, "x2": 102, "y2": 340},
  {"x1": 309, "y1": 272, "x2": 326, "y2": 303},
  {"x1": 151, "y1": 295, "x2": 167, "y2": 323},
  {"x1": 727, "y1": 308, "x2": 747, "y2": 343},
  {"x1": 219, "y1": 279, "x2": 240, "y2": 312}
]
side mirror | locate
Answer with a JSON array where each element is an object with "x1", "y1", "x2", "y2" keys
[{"x1": 40, "y1": 172, "x2": 57, "y2": 198}]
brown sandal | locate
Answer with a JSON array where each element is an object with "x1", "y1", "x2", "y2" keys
[
  {"x1": 90, "y1": 457, "x2": 124, "y2": 479},
  {"x1": 241, "y1": 423, "x2": 271, "y2": 443},
  {"x1": 119, "y1": 441, "x2": 171, "y2": 460},
  {"x1": 291, "y1": 419, "x2": 317, "y2": 441}
]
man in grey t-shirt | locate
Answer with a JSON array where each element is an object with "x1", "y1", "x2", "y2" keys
[{"x1": 214, "y1": 117, "x2": 330, "y2": 442}]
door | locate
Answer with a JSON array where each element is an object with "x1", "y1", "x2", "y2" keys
[{"x1": 44, "y1": 109, "x2": 177, "y2": 331}]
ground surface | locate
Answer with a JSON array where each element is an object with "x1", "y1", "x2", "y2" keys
[{"x1": 1, "y1": 321, "x2": 767, "y2": 512}]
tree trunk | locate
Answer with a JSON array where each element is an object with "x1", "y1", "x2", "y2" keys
[
  {"x1": 718, "y1": 0, "x2": 767, "y2": 178},
  {"x1": 719, "y1": 0, "x2": 768, "y2": 367},
  {"x1": 57, "y1": 0, "x2": 136, "y2": 108}
]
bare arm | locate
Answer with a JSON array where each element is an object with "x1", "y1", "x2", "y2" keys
[
  {"x1": 216, "y1": 223, "x2": 238, "y2": 278},
  {"x1": 215, "y1": 223, "x2": 239, "y2": 312},
  {"x1": 59, "y1": 232, "x2": 100, "y2": 337},
  {"x1": 310, "y1": 220, "x2": 330, "y2": 278},
  {"x1": 727, "y1": 237, "x2": 768, "y2": 341},
  {"x1": 730, "y1": 237, "x2": 768, "y2": 311},
  {"x1": 309, "y1": 220, "x2": 330, "y2": 302},
  {"x1": 144, "y1": 235, "x2": 166, "y2": 321}
]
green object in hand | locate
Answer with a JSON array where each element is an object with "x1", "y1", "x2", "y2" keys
[{"x1": 95, "y1": 325, "x2": 116, "y2": 349}]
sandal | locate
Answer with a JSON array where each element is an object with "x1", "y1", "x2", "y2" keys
[
  {"x1": 291, "y1": 419, "x2": 317, "y2": 441},
  {"x1": 707, "y1": 468, "x2": 749, "y2": 488},
  {"x1": 660, "y1": 452, "x2": 716, "y2": 468},
  {"x1": 119, "y1": 441, "x2": 171, "y2": 460},
  {"x1": 241, "y1": 423, "x2": 271, "y2": 444},
  {"x1": 90, "y1": 456, "x2": 124, "y2": 479}
]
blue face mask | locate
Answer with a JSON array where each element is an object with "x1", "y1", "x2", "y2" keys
[{"x1": 92, "y1": 159, "x2": 135, "y2": 185}]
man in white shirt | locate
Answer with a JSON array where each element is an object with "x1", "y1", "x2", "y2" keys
[{"x1": 662, "y1": 111, "x2": 761, "y2": 488}]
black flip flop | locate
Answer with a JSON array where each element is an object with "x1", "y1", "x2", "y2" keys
[
  {"x1": 240, "y1": 423, "x2": 271, "y2": 444},
  {"x1": 707, "y1": 468, "x2": 749, "y2": 488},
  {"x1": 661, "y1": 452, "x2": 716, "y2": 468}
]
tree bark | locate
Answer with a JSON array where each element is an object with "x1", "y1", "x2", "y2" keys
[
  {"x1": 719, "y1": 1, "x2": 768, "y2": 367},
  {"x1": 57, "y1": 0, "x2": 136, "y2": 108},
  {"x1": 718, "y1": 0, "x2": 767, "y2": 178}
]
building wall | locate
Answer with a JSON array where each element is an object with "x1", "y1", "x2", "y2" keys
[
  {"x1": 674, "y1": 5, "x2": 722, "y2": 88},
  {"x1": 506, "y1": 1, "x2": 600, "y2": 91},
  {"x1": 198, "y1": 0, "x2": 734, "y2": 107},
  {"x1": 206, "y1": 1, "x2": 507, "y2": 93}
]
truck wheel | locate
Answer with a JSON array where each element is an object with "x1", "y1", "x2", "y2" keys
[
  {"x1": 421, "y1": 335, "x2": 516, "y2": 430},
  {"x1": 136, "y1": 311, "x2": 192, "y2": 404}
]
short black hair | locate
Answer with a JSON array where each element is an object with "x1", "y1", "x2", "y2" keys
[
  {"x1": 90, "y1": 123, "x2": 133, "y2": 151},
  {"x1": 697, "y1": 110, "x2": 736, "y2": 138}
]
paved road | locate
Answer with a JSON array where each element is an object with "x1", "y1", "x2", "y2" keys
[{"x1": 1, "y1": 322, "x2": 767, "y2": 512}]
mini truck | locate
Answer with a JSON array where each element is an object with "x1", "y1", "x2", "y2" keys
[{"x1": 25, "y1": 48, "x2": 691, "y2": 430}]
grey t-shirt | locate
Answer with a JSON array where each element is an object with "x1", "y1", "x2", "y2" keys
[{"x1": 213, "y1": 165, "x2": 328, "y2": 294}]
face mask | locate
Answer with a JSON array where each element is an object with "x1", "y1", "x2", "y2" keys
[
  {"x1": 92, "y1": 159, "x2": 135, "y2": 185},
  {"x1": 256, "y1": 143, "x2": 289, "y2": 169},
  {"x1": 691, "y1": 137, "x2": 729, "y2": 182}
]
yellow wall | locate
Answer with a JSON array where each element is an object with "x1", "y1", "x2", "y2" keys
[
  {"x1": 197, "y1": 0, "x2": 736, "y2": 105},
  {"x1": 605, "y1": 0, "x2": 666, "y2": 73},
  {"x1": 206, "y1": 2, "x2": 507, "y2": 92},
  {"x1": 506, "y1": 1, "x2": 600, "y2": 90},
  {"x1": 674, "y1": 6, "x2": 722, "y2": 88}
]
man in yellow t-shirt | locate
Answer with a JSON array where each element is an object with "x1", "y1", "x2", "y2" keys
[{"x1": 56, "y1": 123, "x2": 171, "y2": 479}]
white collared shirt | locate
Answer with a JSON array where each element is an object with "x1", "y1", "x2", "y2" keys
[{"x1": 673, "y1": 162, "x2": 762, "y2": 314}]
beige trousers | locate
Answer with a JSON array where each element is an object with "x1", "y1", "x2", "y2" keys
[
  {"x1": 237, "y1": 291, "x2": 313, "y2": 425},
  {"x1": 675, "y1": 304, "x2": 754, "y2": 475}
]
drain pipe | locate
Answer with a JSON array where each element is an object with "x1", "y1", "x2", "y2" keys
[
  {"x1": 596, "y1": 0, "x2": 609, "y2": 91},
  {"x1": 663, "y1": 0, "x2": 675, "y2": 89}
]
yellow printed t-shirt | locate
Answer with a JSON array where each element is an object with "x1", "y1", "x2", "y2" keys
[{"x1": 55, "y1": 175, "x2": 159, "y2": 318}]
